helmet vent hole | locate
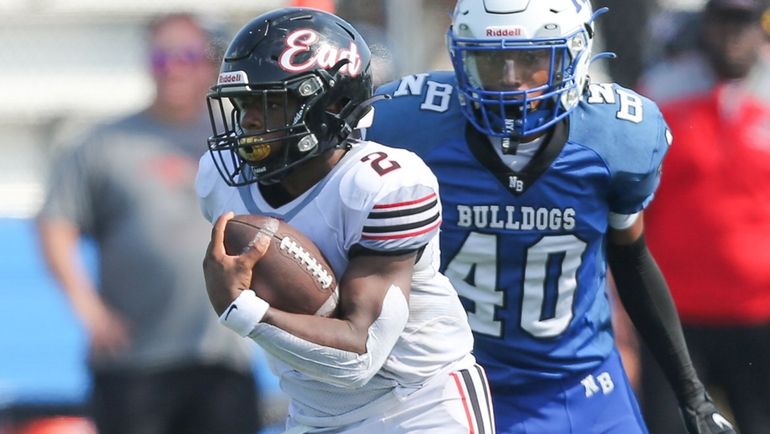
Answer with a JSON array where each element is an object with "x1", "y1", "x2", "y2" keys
[
  {"x1": 289, "y1": 14, "x2": 313, "y2": 21},
  {"x1": 335, "y1": 22, "x2": 356, "y2": 39}
]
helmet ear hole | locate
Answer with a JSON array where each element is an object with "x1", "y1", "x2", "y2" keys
[
  {"x1": 329, "y1": 97, "x2": 352, "y2": 116},
  {"x1": 326, "y1": 97, "x2": 350, "y2": 115}
]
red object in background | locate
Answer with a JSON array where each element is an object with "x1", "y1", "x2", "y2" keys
[
  {"x1": 3, "y1": 417, "x2": 96, "y2": 434},
  {"x1": 291, "y1": 0, "x2": 336, "y2": 12},
  {"x1": 646, "y1": 83, "x2": 770, "y2": 326}
]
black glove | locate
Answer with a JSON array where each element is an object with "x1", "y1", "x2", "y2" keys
[{"x1": 681, "y1": 392, "x2": 737, "y2": 434}]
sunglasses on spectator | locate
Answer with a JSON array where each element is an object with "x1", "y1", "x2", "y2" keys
[{"x1": 151, "y1": 47, "x2": 209, "y2": 70}]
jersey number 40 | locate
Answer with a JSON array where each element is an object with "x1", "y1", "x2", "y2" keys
[{"x1": 445, "y1": 232, "x2": 587, "y2": 339}]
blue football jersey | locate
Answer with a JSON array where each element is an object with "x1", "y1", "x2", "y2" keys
[{"x1": 366, "y1": 71, "x2": 670, "y2": 389}]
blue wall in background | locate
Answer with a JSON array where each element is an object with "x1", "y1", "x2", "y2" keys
[
  {"x1": 0, "y1": 218, "x2": 91, "y2": 408},
  {"x1": 0, "y1": 218, "x2": 285, "y2": 433}
]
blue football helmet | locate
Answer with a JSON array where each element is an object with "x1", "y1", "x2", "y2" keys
[{"x1": 447, "y1": 0, "x2": 604, "y2": 139}]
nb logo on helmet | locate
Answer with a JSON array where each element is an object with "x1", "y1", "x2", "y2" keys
[{"x1": 279, "y1": 29, "x2": 362, "y2": 76}]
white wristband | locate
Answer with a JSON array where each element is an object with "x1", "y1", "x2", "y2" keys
[{"x1": 218, "y1": 290, "x2": 269, "y2": 337}]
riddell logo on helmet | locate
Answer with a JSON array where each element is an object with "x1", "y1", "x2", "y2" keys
[
  {"x1": 485, "y1": 26, "x2": 525, "y2": 37},
  {"x1": 218, "y1": 71, "x2": 248, "y2": 85},
  {"x1": 279, "y1": 29, "x2": 362, "y2": 76}
]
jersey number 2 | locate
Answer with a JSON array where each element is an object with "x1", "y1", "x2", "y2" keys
[
  {"x1": 445, "y1": 232, "x2": 587, "y2": 339},
  {"x1": 361, "y1": 152, "x2": 401, "y2": 176}
]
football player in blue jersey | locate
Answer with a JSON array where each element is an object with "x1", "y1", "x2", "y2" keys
[{"x1": 366, "y1": 1, "x2": 736, "y2": 433}]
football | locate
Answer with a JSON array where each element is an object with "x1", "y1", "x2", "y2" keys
[{"x1": 223, "y1": 214, "x2": 338, "y2": 317}]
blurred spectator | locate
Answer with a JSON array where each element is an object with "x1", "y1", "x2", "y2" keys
[
  {"x1": 642, "y1": 1, "x2": 770, "y2": 433},
  {"x1": 638, "y1": 0, "x2": 770, "y2": 103},
  {"x1": 636, "y1": 9, "x2": 712, "y2": 102},
  {"x1": 35, "y1": 14, "x2": 260, "y2": 434}
]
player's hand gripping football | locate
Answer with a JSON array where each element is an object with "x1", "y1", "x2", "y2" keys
[
  {"x1": 203, "y1": 211, "x2": 270, "y2": 316},
  {"x1": 681, "y1": 392, "x2": 737, "y2": 434}
]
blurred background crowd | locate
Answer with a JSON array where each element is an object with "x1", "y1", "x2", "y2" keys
[{"x1": 1, "y1": 0, "x2": 768, "y2": 433}]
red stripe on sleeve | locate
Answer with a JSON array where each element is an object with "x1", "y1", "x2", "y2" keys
[{"x1": 372, "y1": 192, "x2": 437, "y2": 209}]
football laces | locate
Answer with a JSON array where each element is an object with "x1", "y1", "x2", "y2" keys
[{"x1": 280, "y1": 237, "x2": 334, "y2": 289}]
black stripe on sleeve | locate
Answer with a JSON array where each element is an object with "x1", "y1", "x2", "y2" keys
[
  {"x1": 362, "y1": 212, "x2": 440, "y2": 234},
  {"x1": 368, "y1": 199, "x2": 439, "y2": 219}
]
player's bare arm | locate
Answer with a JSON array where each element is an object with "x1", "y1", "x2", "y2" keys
[
  {"x1": 204, "y1": 211, "x2": 414, "y2": 354},
  {"x1": 262, "y1": 250, "x2": 415, "y2": 354}
]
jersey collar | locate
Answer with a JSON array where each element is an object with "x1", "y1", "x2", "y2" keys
[{"x1": 465, "y1": 119, "x2": 569, "y2": 196}]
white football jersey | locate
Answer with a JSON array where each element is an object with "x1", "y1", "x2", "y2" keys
[{"x1": 196, "y1": 139, "x2": 474, "y2": 421}]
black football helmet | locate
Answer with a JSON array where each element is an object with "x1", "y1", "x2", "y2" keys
[{"x1": 206, "y1": 8, "x2": 373, "y2": 186}]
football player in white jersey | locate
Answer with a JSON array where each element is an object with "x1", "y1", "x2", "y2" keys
[{"x1": 196, "y1": 8, "x2": 495, "y2": 434}]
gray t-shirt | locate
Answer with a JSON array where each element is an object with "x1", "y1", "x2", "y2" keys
[{"x1": 39, "y1": 109, "x2": 253, "y2": 373}]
